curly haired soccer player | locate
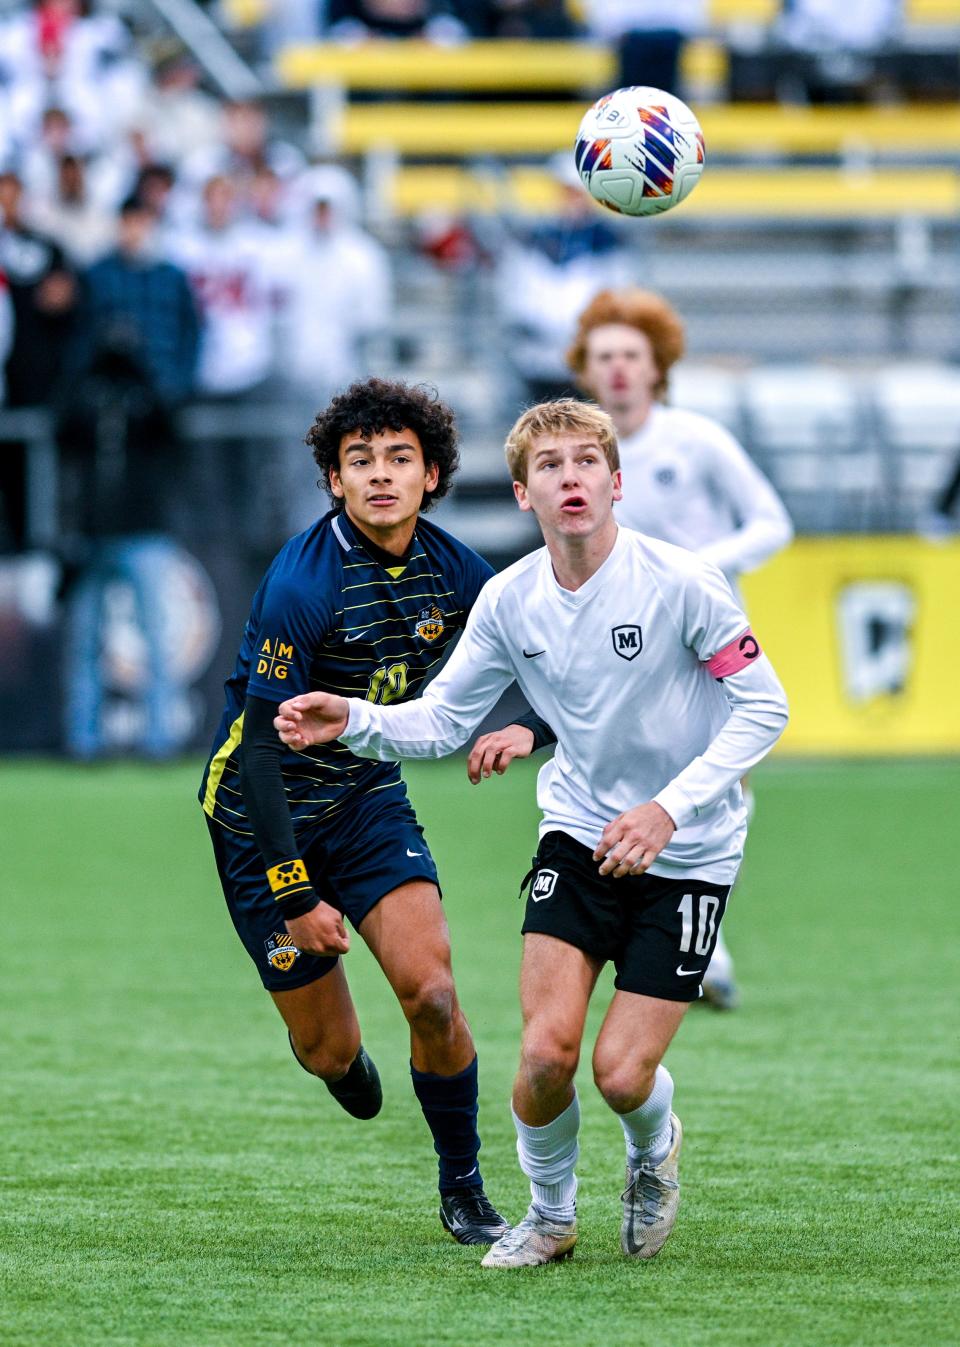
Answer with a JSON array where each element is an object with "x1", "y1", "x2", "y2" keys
[
  {"x1": 200, "y1": 377, "x2": 549, "y2": 1245},
  {"x1": 274, "y1": 398, "x2": 788, "y2": 1268}
]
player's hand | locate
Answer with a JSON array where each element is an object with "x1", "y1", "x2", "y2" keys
[
  {"x1": 467, "y1": 724, "x2": 535, "y2": 784},
  {"x1": 285, "y1": 901, "x2": 350, "y2": 956},
  {"x1": 275, "y1": 693, "x2": 349, "y2": 749},
  {"x1": 594, "y1": 802, "x2": 676, "y2": 879}
]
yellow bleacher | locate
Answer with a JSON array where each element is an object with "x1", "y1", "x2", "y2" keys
[
  {"x1": 278, "y1": 40, "x2": 615, "y2": 92},
  {"x1": 387, "y1": 163, "x2": 960, "y2": 219},
  {"x1": 325, "y1": 101, "x2": 960, "y2": 158}
]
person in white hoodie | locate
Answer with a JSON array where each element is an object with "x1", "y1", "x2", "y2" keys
[{"x1": 279, "y1": 165, "x2": 393, "y2": 398}]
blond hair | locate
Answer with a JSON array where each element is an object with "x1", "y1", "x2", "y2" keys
[
  {"x1": 566, "y1": 288, "x2": 686, "y2": 399},
  {"x1": 504, "y1": 399, "x2": 619, "y2": 485}
]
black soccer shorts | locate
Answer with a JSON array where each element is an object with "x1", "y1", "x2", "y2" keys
[{"x1": 520, "y1": 830, "x2": 730, "y2": 1002}]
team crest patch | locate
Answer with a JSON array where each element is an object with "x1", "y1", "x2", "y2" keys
[
  {"x1": 612, "y1": 625, "x2": 643, "y2": 661},
  {"x1": 531, "y1": 869, "x2": 558, "y2": 902},
  {"x1": 264, "y1": 931, "x2": 301, "y2": 972},
  {"x1": 415, "y1": 604, "x2": 445, "y2": 642}
]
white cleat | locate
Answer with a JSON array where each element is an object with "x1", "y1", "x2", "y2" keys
[
  {"x1": 480, "y1": 1206, "x2": 577, "y2": 1269},
  {"x1": 620, "y1": 1113, "x2": 682, "y2": 1259},
  {"x1": 702, "y1": 932, "x2": 739, "y2": 1010},
  {"x1": 700, "y1": 972, "x2": 740, "y2": 1010}
]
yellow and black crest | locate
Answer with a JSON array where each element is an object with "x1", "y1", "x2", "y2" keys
[
  {"x1": 264, "y1": 931, "x2": 301, "y2": 973},
  {"x1": 415, "y1": 604, "x2": 445, "y2": 643}
]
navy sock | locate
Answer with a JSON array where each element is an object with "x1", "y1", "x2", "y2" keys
[{"x1": 410, "y1": 1055, "x2": 483, "y2": 1195}]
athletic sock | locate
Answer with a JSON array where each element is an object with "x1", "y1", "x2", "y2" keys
[
  {"x1": 410, "y1": 1056, "x2": 483, "y2": 1195},
  {"x1": 619, "y1": 1064, "x2": 674, "y2": 1170},
  {"x1": 512, "y1": 1092, "x2": 580, "y2": 1223}
]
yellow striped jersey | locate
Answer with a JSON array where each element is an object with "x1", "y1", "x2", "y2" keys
[{"x1": 199, "y1": 508, "x2": 493, "y2": 835}]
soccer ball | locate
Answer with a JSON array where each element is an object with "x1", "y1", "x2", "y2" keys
[{"x1": 574, "y1": 86, "x2": 705, "y2": 218}]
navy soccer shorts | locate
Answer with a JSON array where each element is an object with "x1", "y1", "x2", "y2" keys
[
  {"x1": 207, "y1": 783, "x2": 440, "y2": 992},
  {"x1": 520, "y1": 830, "x2": 730, "y2": 1002}
]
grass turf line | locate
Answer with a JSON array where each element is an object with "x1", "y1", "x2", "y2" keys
[{"x1": 0, "y1": 758, "x2": 957, "y2": 1346}]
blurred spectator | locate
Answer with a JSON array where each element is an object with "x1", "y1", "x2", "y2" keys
[
  {"x1": 20, "y1": 107, "x2": 136, "y2": 216},
  {"x1": 58, "y1": 198, "x2": 201, "y2": 758},
  {"x1": 0, "y1": 268, "x2": 19, "y2": 549},
  {"x1": 279, "y1": 165, "x2": 392, "y2": 396},
  {"x1": 0, "y1": 0, "x2": 146, "y2": 155},
  {"x1": 0, "y1": 168, "x2": 77, "y2": 554},
  {"x1": 26, "y1": 153, "x2": 115, "y2": 267},
  {"x1": 775, "y1": 0, "x2": 901, "y2": 103},
  {"x1": 463, "y1": 0, "x2": 580, "y2": 39},
  {"x1": 494, "y1": 154, "x2": 634, "y2": 401},
  {"x1": 180, "y1": 100, "x2": 304, "y2": 219},
  {"x1": 581, "y1": 0, "x2": 706, "y2": 96},
  {"x1": 167, "y1": 175, "x2": 283, "y2": 399},
  {"x1": 0, "y1": 270, "x2": 13, "y2": 400},
  {"x1": 327, "y1": 0, "x2": 469, "y2": 44},
  {"x1": 248, "y1": 163, "x2": 287, "y2": 228},
  {"x1": 0, "y1": 170, "x2": 77, "y2": 408},
  {"x1": 779, "y1": 0, "x2": 900, "y2": 53},
  {"x1": 132, "y1": 163, "x2": 177, "y2": 229},
  {"x1": 65, "y1": 196, "x2": 198, "y2": 446},
  {"x1": 130, "y1": 48, "x2": 221, "y2": 172}
]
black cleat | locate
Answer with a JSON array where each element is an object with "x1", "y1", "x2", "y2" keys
[
  {"x1": 439, "y1": 1188, "x2": 510, "y2": 1246},
  {"x1": 289, "y1": 1035, "x2": 383, "y2": 1119}
]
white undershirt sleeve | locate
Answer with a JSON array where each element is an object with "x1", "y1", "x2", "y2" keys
[
  {"x1": 654, "y1": 657, "x2": 789, "y2": 828},
  {"x1": 653, "y1": 556, "x2": 789, "y2": 827},
  {"x1": 340, "y1": 587, "x2": 516, "y2": 761}
]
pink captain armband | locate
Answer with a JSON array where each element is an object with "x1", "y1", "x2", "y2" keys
[{"x1": 706, "y1": 629, "x2": 763, "y2": 679}]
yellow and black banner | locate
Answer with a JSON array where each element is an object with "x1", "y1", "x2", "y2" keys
[{"x1": 741, "y1": 538, "x2": 960, "y2": 755}]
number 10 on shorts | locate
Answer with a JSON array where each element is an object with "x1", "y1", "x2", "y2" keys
[{"x1": 678, "y1": 893, "x2": 720, "y2": 957}]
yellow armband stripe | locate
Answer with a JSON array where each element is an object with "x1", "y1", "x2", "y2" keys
[{"x1": 266, "y1": 858, "x2": 312, "y2": 901}]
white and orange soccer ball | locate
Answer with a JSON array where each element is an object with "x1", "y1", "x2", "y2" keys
[{"x1": 574, "y1": 86, "x2": 705, "y2": 217}]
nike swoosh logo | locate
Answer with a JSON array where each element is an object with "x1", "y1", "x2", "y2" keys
[
  {"x1": 522, "y1": 649, "x2": 545, "y2": 659},
  {"x1": 344, "y1": 631, "x2": 368, "y2": 643},
  {"x1": 676, "y1": 965, "x2": 702, "y2": 977},
  {"x1": 406, "y1": 848, "x2": 422, "y2": 857},
  {"x1": 454, "y1": 1165, "x2": 478, "y2": 1182}
]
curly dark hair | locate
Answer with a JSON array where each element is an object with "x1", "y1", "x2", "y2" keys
[{"x1": 306, "y1": 377, "x2": 460, "y2": 512}]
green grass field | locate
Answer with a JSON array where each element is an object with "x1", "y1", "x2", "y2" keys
[{"x1": 1, "y1": 757, "x2": 957, "y2": 1346}]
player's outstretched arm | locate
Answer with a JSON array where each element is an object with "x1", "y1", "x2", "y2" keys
[
  {"x1": 467, "y1": 724, "x2": 535, "y2": 784},
  {"x1": 275, "y1": 693, "x2": 349, "y2": 749},
  {"x1": 593, "y1": 801, "x2": 677, "y2": 879}
]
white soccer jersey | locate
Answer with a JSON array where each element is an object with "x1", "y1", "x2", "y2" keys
[
  {"x1": 341, "y1": 528, "x2": 788, "y2": 883},
  {"x1": 614, "y1": 404, "x2": 793, "y2": 583}
]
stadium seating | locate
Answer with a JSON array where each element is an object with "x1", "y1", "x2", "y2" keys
[
  {"x1": 872, "y1": 362, "x2": 960, "y2": 513},
  {"x1": 667, "y1": 364, "x2": 745, "y2": 435}
]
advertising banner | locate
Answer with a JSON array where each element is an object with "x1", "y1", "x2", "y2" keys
[{"x1": 741, "y1": 538, "x2": 960, "y2": 755}]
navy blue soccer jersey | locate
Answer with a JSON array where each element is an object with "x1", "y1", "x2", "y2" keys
[{"x1": 200, "y1": 508, "x2": 494, "y2": 836}]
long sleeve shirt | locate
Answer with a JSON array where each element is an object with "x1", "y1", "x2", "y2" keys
[{"x1": 339, "y1": 527, "x2": 789, "y2": 885}]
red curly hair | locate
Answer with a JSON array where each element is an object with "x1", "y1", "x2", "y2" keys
[{"x1": 566, "y1": 289, "x2": 686, "y2": 399}]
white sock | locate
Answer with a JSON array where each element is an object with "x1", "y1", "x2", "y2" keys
[
  {"x1": 619, "y1": 1065, "x2": 674, "y2": 1170},
  {"x1": 512, "y1": 1092, "x2": 579, "y2": 1223}
]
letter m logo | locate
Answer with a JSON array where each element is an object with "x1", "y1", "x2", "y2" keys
[{"x1": 612, "y1": 625, "x2": 643, "y2": 661}]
